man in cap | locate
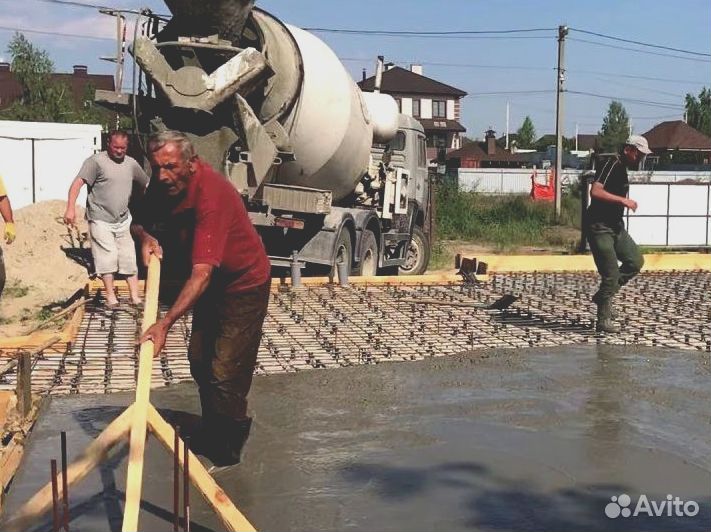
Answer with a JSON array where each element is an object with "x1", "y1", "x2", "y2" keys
[{"x1": 586, "y1": 135, "x2": 649, "y2": 333}]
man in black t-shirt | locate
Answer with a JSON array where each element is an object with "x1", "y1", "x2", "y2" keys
[{"x1": 586, "y1": 135, "x2": 649, "y2": 333}]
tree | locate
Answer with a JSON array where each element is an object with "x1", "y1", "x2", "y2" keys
[
  {"x1": 516, "y1": 116, "x2": 536, "y2": 149},
  {"x1": 1, "y1": 33, "x2": 124, "y2": 129},
  {"x1": 684, "y1": 88, "x2": 711, "y2": 136},
  {"x1": 2, "y1": 33, "x2": 73, "y2": 122},
  {"x1": 598, "y1": 101, "x2": 630, "y2": 153}
]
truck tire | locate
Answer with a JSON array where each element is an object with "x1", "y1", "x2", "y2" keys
[
  {"x1": 357, "y1": 230, "x2": 378, "y2": 277},
  {"x1": 400, "y1": 226, "x2": 430, "y2": 276},
  {"x1": 331, "y1": 230, "x2": 352, "y2": 280}
]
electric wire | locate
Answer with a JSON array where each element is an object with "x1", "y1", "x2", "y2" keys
[
  {"x1": 570, "y1": 27, "x2": 710, "y2": 57},
  {"x1": 569, "y1": 37, "x2": 711, "y2": 63}
]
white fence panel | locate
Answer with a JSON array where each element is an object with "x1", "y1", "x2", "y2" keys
[{"x1": 627, "y1": 183, "x2": 710, "y2": 247}]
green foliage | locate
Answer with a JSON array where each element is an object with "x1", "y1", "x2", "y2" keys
[
  {"x1": 1, "y1": 33, "x2": 128, "y2": 129},
  {"x1": 435, "y1": 183, "x2": 581, "y2": 250},
  {"x1": 598, "y1": 101, "x2": 630, "y2": 153},
  {"x1": 3, "y1": 279, "x2": 30, "y2": 298},
  {"x1": 684, "y1": 88, "x2": 710, "y2": 136},
  {"x1": 516, "y1": 116, "x2": 536, "y2": 149}
]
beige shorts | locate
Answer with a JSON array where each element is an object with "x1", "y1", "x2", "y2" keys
[{"x1": 89, "y1": 216, "x2": 138, "y2": 276}]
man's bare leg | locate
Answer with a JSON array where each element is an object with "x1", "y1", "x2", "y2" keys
[
  {"x1": 126, "y1": 274, "x2": 142, "y2": 305},
  {"x1": 102, "y1": 274, "x2": 118, "y2": 306}
]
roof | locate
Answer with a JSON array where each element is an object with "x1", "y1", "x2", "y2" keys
[
  {"x1": 642, "y1": 120, "x2": 711, "y2": 151},
  {"x1": 418, "y1": 118, "x2": 466, "y2": 133},
  {"x1": 446, "y1": 140, "x2": 527, "y2": 163},
  {"x1": 358, "y1": 66, "x2": 467, "y2": 97},
  {"x1": 576, "y1": 134, "x2": 600, "y2": 151},
  {"x1": 0, "y1": 67, "x2": 114, "y2": 110}
]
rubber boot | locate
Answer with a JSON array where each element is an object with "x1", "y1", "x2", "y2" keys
[
  {"x1": 208, "y1": 417, "x2": 253, "y2": 469},
  {"x1": 596, "y1": 300, "x2": 620, "y2": 334}
]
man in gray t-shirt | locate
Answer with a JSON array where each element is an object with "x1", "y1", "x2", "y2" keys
[{"x1": 64, "y1": 130, "x2": 149, "y2": 307}]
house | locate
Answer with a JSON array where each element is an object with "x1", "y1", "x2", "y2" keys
[
  {"x1": 0, "y1": 63, "x2": 115, "y2": 110},
  {"x1": 642, "y1": 120, "x2": 711, "y2": 170},
  {"x1": 358, "y1": 65, "x2": 467, "y2": 160},
  {"x1": 445, "y1": 129, "x2": 528, "y2": 169}
]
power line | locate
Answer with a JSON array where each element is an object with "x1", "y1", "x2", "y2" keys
[
  {"x1": 0, "y1": 24, "x2": 115, "y2": 41},
  {"x1": 23, "y1": 0, "x2": 154, "y2": 15},
  {"x1": 570, "y1": 28, "x2": 710, "y2": 57},
  {"x1": 567, "y1": 90, "x2": 684, "y2": 109},
  {"x1": 568, "y1": 69, "x2": 707, "y2": 85},
  {"x1": 569, "y1": 37, "x2": 711, "y2": 63},
  {"x1": 340, "y1": 57, "x2": 553, "y2": 71},
  {"x1": 304, "y1": 27, "x2": 556, "y2": 36}
]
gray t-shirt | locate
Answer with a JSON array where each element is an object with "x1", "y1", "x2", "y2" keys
[{"x1": 78, "y1": 151, "x2": 150, "y2": 223}]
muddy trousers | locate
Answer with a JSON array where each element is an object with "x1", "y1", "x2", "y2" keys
[
  {"x1": 188, "y1": 279, "x2": 271, "y2": 444},
  {"x1": 586, "y1": 221, "x2": 644, "y2": 303}
]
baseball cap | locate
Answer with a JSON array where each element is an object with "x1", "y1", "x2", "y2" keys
[{"x1": 626, "y1": 134, "x2": 652, "y2": 155}]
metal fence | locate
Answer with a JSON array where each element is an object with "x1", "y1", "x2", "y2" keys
[{"x1": 457, "y1": 168, "x2": 711, "y2": 195}]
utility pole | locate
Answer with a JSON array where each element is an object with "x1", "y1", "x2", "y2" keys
[
  {"x1": 505, "y1": 102, "x2": 510, "y2": 150},
  {"x1": 554, "y1": 24, "x2": 568, "y2": 221}
]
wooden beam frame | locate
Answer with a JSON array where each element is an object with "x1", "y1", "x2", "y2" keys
[{"x1": 5, "y1": 258, "x2": 256, "y2": 532}]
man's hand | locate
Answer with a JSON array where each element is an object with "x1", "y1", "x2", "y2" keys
[
  {"x1": 141, "y1": 234, "x2": 163, "y2": 267},
  {"x1": 139, "y1": 318, "x2": 170, "y2": 357},
  {"x1": 4, "y1": 222, "x2": 15, "y2": 244},
  {"x1": 63, "y1": 207, "x2": 76, "y2": 227},
  {"x1": 624, "y1": 198, "x2": 638, "y2": 212}
]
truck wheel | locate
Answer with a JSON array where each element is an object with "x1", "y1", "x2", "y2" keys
[
  {"x1": 357, "y1": 230, "x2": 378, "y2": 277},
  {"x1": 331, "y1": 230, "x2": 352, "y2": 280},
  {"x1": 400, "y1": 226, "x2": 430, "y2": 276}
]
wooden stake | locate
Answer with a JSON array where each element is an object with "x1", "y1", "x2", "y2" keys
[
  {"x1": 16, "y1": 350, "x2": 32, "y2": 418},
  {"x1": 122, "y1": 255, "x2": 161, "y2": 532}
]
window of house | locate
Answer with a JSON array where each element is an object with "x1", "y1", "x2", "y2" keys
[
  {"x1": 426, "y1": 132, "x2": 447, "y2": 149},
  {"x1": 412, "y1": 99, "x2": 421, "y2": 117},
  {"x1": 433, "y1": 100, "x2": 446, "y2": 118}
]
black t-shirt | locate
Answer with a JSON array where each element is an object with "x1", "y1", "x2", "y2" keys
[{"x1": 587, "y1": 155, "x2": 628, "y2": 224}]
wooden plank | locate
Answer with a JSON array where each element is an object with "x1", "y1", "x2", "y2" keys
[
  {"x1": 147, "y1": 404, "x2": 257, "y2": 532},
  {"x1": 24, "y1": 298, "x2": 87, "y2": 335},
  {"x1": 0, "y1": 332, "x2": 63, "y2": 351},
  {"x1": 121, "y1": 256, "x2": 161, "y2": 532},
  {"x1": 3, "y1": 405, "x2": 133, "y2": 532},
  {"x1": 0, "y1": 336, "x2": 61, "y2": 377}
]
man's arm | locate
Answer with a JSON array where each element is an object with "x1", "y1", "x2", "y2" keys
[
  {"x1": 63, "y1": 176, "x2": 86, "y2": 225},
  {"x1": 139, "y1": 264, "x2": 213, "y2": 355},
  {"x1": 0, "y1": 195, "x2": 15, "y2": 244},
  {"x1": 590, "y1": 182, "x2": 638, "y2": 212}
]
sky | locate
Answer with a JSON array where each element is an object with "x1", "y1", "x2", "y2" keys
[{"x1": 0, "y1": 0, "x2": 709, "y2": 140}]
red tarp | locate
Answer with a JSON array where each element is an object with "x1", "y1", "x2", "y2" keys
[{"x1": 530, "y1": 169, "x2": 555, "y2": 201}]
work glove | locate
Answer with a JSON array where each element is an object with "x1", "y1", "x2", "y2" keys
[{"x1": 4, "y1": 222, "x2": 15, "y2": 244}]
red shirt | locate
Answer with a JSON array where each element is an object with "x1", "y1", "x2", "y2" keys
[{"x1": 170, "y1": 160, "x2": 270, "y2": 293}]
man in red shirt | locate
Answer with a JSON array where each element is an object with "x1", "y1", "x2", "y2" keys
[{"x1": 133, "y1": 130, "x2": 271, "y2": 467}]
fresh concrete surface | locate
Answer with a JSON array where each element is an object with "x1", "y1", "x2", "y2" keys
[{"x1": 2, "y1": 345, "x2": 710, "y2": 531}]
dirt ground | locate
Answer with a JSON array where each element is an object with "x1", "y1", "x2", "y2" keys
[{"x1": 0, "y1": 201, "x2": 91, "y2": 338}]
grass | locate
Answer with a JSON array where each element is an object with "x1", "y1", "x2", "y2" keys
[
  {"x1": 3, "y1": 280, "x2": 31, "y2": 299},
  {"x1": 435, "y1": 183, "x2": 582, "y2": 252}
]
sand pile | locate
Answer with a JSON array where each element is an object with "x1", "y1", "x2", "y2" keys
[{"x1": 0, "y1": 200, "x2": 91, "y2": 337}]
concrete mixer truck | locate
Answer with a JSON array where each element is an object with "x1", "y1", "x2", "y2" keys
[{"x1": 98, "y1": 1, "x2": 432, "y2": 276}]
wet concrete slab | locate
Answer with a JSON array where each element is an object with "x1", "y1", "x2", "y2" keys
[{"x1": 2, "y1": 345, "x2": 710, "y2": 532}]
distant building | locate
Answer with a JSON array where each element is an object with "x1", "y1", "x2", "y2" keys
[
  {"x1": 643, "y1": 120, "x2": 711, "y2": 170},
  {"x1": 358, "y1": 65, "x2": 467, "y2": 160},
  {"x1": 0, "y1": 64, "x2": 115, "y2": 110},
  {"x1": 446, "y1": 129, "x2": 528, "y2": 169}
]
